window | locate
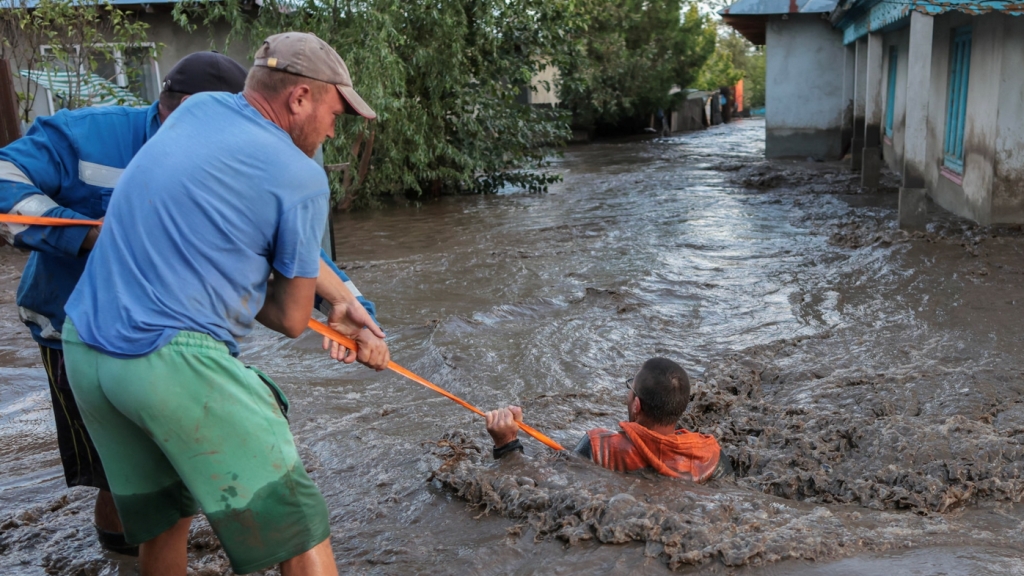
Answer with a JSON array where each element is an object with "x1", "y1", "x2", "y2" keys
[
  {"x1": 884, "y1": 46, "x2": 897, "y2": 138},
  {"x1": 943, "y1": 26, "x2": 971, "y2": 174},
  {"x1": 35, "y1": 43, "x2": 159, "y2": 113}
]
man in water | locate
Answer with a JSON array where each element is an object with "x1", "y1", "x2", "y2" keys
[
  {"x1": 485, "y1": 357, "x2": 724, "y2": 482},
  {"x1": 62, "y1": 32, "x2": 386, "y2": 574}
]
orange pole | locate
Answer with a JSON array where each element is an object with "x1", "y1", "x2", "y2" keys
[
  {"x1": 0, "y1": 213, "x2": 565, "y2": 451},
  {"x1": 309, "y1": 319, "x2": 565, "y2": 451},
  {"x1": 0, "y1": 213, "x2": 102, "y2": 227}
]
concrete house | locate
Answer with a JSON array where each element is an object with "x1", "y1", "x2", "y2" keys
[
  {"x1": 722, "y1": 0, "x2": 1024, "y2": 226},
  {"x1": 832, "y1": 0, "x2": 1024, "y2": 226},
  {"x1": 720, "y1": 0, "x2": 844, "y2": 160}
]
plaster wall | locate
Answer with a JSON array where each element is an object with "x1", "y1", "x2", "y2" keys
[
  {"x1": 139, "y1": 13, "x2": 249, "y2": 82},
  {"x1": 922, "y1": 11, "x2": 979, "y2": 222},
  {"x1": 881, "y1": 28, "x2": 909, "y2": 175},
  {"x1": 765, "y1": 14, "x2": 846, "y2": 159},
  {"x1": 991, "y1": 16, "x2": 1024, "y2": 222}
]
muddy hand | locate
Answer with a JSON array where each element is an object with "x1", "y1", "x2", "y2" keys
[
  {"x1": 322, "y1": 300, "x2": 389, "y2": 370},
  {"x1": 485, "y1": 405, "x2": 522, "y2": 447}
]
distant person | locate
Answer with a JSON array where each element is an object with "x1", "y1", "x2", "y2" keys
[
  {"x1": 657, "y1": 108, "x2": 670, "y2": 137},
  {"x1": 485, "y1": 358, "x2": 725, "y2": 482}
]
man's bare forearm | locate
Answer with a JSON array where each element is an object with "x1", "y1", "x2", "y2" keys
[{"x1": 316, "y1": 258, "x2": 357, "y2": 309}]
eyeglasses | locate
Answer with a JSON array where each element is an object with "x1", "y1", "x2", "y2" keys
[{"x1": 624, "y1": 376, "x2": 642, "y2": 405}]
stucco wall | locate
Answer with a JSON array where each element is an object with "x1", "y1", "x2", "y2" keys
[
  {"x1": 992, "y1": 16, "x2": 1024, "y2": 222},
  {"x1": 923, "y1": 11, "x2": 977, "y2": 222},
  {"x1": 139, "y1": 13, "x2": 250, "y2": 83},
  {"x1": 881, "y1": 27, "x2": 909, "y2": 175},
  {"x1": 765, "y1": 14, "x2": 846, "y2": 159}
]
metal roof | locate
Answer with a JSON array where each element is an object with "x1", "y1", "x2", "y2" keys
[
  {"x1": 720, "y1": 0, "x2": 839, "y2": 16},
  {"x1": 720, "y1": 0, "x2": 839, "y2": 44},
  {"x1": 833, "y1": 0, "x2": 1024, "y2": 44}
]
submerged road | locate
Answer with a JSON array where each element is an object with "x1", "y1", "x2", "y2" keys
[{"x1": 3, "y1": 119, "x2": 1024, "y2": 574}]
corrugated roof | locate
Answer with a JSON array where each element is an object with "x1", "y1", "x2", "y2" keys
[
  {"x1": 833, "y1": 0, "x2": 1024, "y2": 44},
  {"x1": 720, "y1": 0, "x2": 839, "y2": 44},
  {"x1": 720, "y1": 0, "x2": 839, "y2": 16}
]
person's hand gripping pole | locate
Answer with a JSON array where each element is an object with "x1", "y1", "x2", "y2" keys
[{"x1": 308, "y1": 318, "x2": 565, "y2": 451}]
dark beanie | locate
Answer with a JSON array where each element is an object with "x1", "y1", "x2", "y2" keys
[{"x1": 161, "y1": 51, "x2": 247, "y2": 95}]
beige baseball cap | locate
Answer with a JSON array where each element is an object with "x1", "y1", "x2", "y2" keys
[{"x1": 253, "y1": 32, "x2": 376, "y2": 120}]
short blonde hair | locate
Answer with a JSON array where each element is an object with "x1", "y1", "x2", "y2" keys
[{"x1": 245, "y1": 66, "x2": 333, "y2": 99}]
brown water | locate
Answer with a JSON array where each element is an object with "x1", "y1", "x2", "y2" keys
[{"x1": 4, "y1": 118, "x2": 1024, "y2": 574}]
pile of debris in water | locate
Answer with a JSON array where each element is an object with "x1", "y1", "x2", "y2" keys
[
  {"x1": 428, "y1": 328, "x2": 1024, "y2": 569},
  {"x1": 427, "y1": 158, "x2": 1024, "y2": 569}
]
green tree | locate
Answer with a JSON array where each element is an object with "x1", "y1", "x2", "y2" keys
[
  {"x1": 698, "y1": 29, "x2": 764, "y2": 107},
  {"x1": 174, "y1": 0, "x2": 579, "y2": 207},
  {"x1": 556, "y1": 0, "x2": 716, "y2": 133},
  {"x1": 0, "y1": 0, "x2": 152, "y2": 121}
]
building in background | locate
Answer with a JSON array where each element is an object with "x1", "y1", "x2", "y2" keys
[
  {"x1": 1, "y1": 0, "x2": 248, "y2": 126},
  {"x1": 720, "y1": 0, "x2": 843, "y2": 160},
  {"x1": 721, "y1": 0, "x2": 1024, "y2": 227}
]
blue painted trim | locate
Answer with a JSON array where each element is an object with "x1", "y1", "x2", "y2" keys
[
  {"x1": 943, "y1": 25, "x2": 971, "y2": 175},
  {"x1": 885, "y1": 45, "x2": 898, "y2": 138},
  {"x1": 838, "y1": 0, "x2": 1024, "y2": 45}
]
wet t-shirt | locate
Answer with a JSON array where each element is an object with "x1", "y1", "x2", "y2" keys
[{"x1": 65, "y1": 92, "x2": 327, "y2": 358}]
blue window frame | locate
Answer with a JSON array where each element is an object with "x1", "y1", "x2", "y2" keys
[
  {"x1": 885, "y1": 46, "x2": 898, "y2": 138},
  {"x1": 944, "y1": 26, "x2": 972, "y2": 174}
]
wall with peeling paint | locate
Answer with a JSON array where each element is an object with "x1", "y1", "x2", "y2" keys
[
  {"x1": 924, "y1": 12, "x2": 976, "y2": 222},
  {"x1": 991, "y1": 16, "x2": 1024, "y2": 222},
  {"x1": 917, "y1": 12, "x2": 1024, "y2": 225},
  {"x1": 765, "y1": 14, "x2": 847, "y2": 159},
  {"x1": 881, "y1": 28, "x2": 910, "y2": 175}
]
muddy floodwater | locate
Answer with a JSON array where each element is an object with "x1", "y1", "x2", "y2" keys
[{"x1": 4, "y1": 118, "x2": 1024, "y2": 574}]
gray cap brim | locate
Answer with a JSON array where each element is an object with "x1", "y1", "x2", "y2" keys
[{"x1": 338, "y1": 85, "x2": 376, "y2": 120}]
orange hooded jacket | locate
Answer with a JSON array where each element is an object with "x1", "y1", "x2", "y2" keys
[{"x1": 586, "y1": 421, "x2": 721, "y2": 482}]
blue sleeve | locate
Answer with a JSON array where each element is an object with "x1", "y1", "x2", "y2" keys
[
  {"x1": 0, "y1": 113, "x2": 93, "y2": 255},
  {"x1": 315, "y1": 248, "x2": 379, "y2": 323},
  {"x1": 273, "y1": 195, "x2": 328, "y2": 279}
]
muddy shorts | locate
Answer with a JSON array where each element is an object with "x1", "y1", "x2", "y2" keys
[
  {"x1": 61, "y1": 321, "x2": 330, "y2": 574},
  {"x1": 39, "y1": 345, "x2": 110, "y2": 491}
]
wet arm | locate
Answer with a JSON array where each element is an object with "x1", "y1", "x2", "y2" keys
[
  {"x1": 0, "y1": 114, "x2": 96, "y2": 255},
  {"x1": 572, "y1": 434, "x2": 592, "y2": 460},
  {"x1": 256, "y1": 271, "x2": 317, "y2": 338},
  {"x1": 314, "y1": 248, "x2": 378, "y2": 323}
]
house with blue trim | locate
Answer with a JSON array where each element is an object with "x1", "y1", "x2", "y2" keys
[{"x1": 722, "y1": 0, "x2": 1024, "y2": 227}]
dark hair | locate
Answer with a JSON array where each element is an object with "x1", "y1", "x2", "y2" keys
[
  {"x1": 633, "y1": 358, "x2": 690, "y2": 425},
  {"x1": 158, "y1": 91, "x2": 190, "y2": 115}
]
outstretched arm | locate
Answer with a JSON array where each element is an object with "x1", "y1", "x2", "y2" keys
[
  {"x1": 485, "y1": 406, "x2": 525, "y2": 459},
  {"x1": 0, "y1": 113, "x2": 99, "y2": 255},
  {"x1": 315, "y1": 248, "x2": 377, "y2": 321},
  {"x1": 315, "y1": 258, "x2": 390, "y2": 370}
]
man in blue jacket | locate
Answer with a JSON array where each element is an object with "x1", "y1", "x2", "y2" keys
[{"x1": 0, "y1": 51, "x2": 381, "y2": 555}]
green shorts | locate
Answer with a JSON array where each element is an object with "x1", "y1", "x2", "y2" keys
[{"x1": 62, "y1": 321, "x2": 330, "y2": 574}]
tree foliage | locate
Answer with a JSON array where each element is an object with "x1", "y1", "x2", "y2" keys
[
  {"x1": 0, "y1": 0, "x2": 152, "y2": 121},
  {"x1": 556, "y1": 0, "x2": 716, "y2": 132},
  {"x1": 175, "y1": 0, "x2": 580, "y2": 206},
  {"x1": 697, "y1": 29, "x2": 764, "y2": 107}
]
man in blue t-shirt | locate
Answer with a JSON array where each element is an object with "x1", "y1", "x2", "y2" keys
[
  {"x1": 63, "y1": 33, "x2": 387, "y2": 574},
  {"x1": 0, "y1": 51, "x2": 248, "y2": 555}
]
